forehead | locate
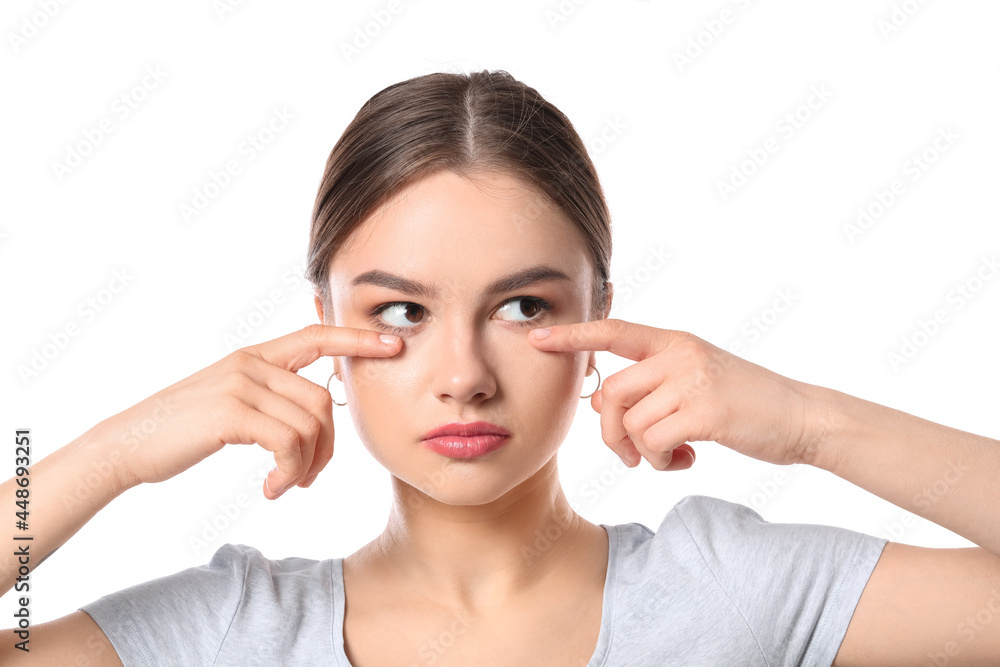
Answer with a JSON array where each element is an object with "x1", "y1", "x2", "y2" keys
[{"x1": 328, "y1": 170, "x2": 591, "y2": 298}]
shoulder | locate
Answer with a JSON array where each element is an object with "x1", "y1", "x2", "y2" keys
[
  {"x1": 605, "y1": 493, "x2": 888, "y2": 621},
  {"x1": 601, "y1": 495, "x2": 888, "y2": 664},
  {"x1": 208, "y1": 543, "x2": 337, "y2": 603},
  {"x1": 667, "y1": 494, "x2": 887, "y2": 573},
  {"x1": 611, "y1": 493, "x2": 885, "y2": 563},
  {"x1": 81, "y1": 543, "x2": 335, "y2": 614},
  {"x1": 213, "y1": 542, "x2": 331, "y2": 572},
  {"x1": 79, "y1": 543, "x2": 341, "y2": 664},
  {"x1": 607, "y1": 494, "x2": 770, "y2": 564}
]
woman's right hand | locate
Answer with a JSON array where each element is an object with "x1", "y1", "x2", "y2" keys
[{"x1": 97, "y1": 324, "x2": 401, "y2": 499}]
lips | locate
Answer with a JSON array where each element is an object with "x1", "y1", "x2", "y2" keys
[
  {"x1": 421, "y1": 421, "x2": 511, "y2": 440},
  {"x1": 420, "y1": 421, "x2": 512, "y2": 459}
]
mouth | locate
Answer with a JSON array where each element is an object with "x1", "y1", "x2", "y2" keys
[{"x1": 421, "y1": 421, "x2": 512, "y2": 459}]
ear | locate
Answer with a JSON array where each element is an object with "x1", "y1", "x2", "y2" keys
[
  {"x1": 314, "y1": 293, "x2": 326, "y2": 324},
  {"x1": 587, "y1": 281, "x2": 614, "y2": 373},
  {"x1": 314, "y1": 293, "x2": 341, "y2": 378}
]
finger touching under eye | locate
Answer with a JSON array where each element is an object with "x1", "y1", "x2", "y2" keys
[{"x1": 248, "y1": 324, "x2": 401, "y2": 374}]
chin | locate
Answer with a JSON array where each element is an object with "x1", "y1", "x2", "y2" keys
[{"x1": 395, "y1": 458, "x2": 545, "y2": 507}]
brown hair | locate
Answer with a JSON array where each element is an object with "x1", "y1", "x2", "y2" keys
[{"x1": 306, "y1": 69, "x2": 612, "y2": 320}]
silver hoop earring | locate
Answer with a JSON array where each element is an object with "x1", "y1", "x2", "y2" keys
[
  {"x1": 326, "y1": 369, "x2": 347, "y2": 406},
  {"x1": 581, "y1": 363, "x2": 601, "y2": 399}
]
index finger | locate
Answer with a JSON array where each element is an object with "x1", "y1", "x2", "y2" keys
[
  {"x1": 529, "y1": 318, "x2": 673, "y2": 361},
  {"x1": 244, "y1": 323, "x2": 401, "y2": 373}
]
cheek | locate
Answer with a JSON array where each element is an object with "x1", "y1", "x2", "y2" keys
[
  {"x1": 339, "y1": 356, "x2": 420, "y2": 466},
  {"x1": 501, "y1": 350, "x2": 586, "y2": 434},
  {"x1": 509, "y1": 350, "x2": 579, "y2": 397},
  {"x1": 341, "y1": 355, "x2": 421, "y2": 405}
]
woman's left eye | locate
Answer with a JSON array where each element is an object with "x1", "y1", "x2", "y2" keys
[
  {"x1": 495, "y1": 296, "x2": 553, "y2": 324},
  {"x1": 368, "y1": 296, "x2": 553, "y2": 335}
]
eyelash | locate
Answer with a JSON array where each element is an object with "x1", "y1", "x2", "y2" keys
[{"x1": 367, "y1": 296, "x2": 554, "y2": 337}]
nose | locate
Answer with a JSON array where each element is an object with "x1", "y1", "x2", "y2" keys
[{"x1": 429, "y1": 321, "x2": 498, "y2": 403}]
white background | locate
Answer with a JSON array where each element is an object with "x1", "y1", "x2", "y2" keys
[{"x1": 2, "y1": 0, "x2": 998, "y2": 624}]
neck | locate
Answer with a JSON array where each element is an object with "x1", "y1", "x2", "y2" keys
[{"x1": 365, "y1": 456, "x2": 599, "y2": 611}]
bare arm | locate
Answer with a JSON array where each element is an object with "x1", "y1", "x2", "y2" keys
[
  {"x1": 806, "y1": 383, "x2": 1000, "y2": 558},
  {"x1": 0, "y1": 422, "x2": 137, "y2": 597},
  {"x1": 799, "y1": 384, "x2": 1000, "y2": 665},
  {"x1": 0, "y1": 425, "x2": 134, "y2": 663},
  {"x1": 0, "y1": 611, "x2": 124, "y2": 666}
]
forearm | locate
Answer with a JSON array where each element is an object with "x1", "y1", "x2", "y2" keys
[
  {"x1": 0, "y1": 422, "x2": 138, "y2": 596},
  {"x1": 806, "y1": 382, "x2": 1000, "y2": 557}
]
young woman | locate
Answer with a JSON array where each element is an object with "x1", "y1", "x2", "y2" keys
[{"x1": 2, "y1": 70, "x2": 998, "y2": 666}]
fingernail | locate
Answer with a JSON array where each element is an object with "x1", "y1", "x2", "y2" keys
[
  {"x1": 300, "y1": 474, "x2": 317, "y2": 488},
  {"x1": 265, "y1": 469, "x2": 288, "y2": 498},
  {"x1": 532, "y1": 328, "x2": 551, "y2": 340},
  {"x1": 380, "y1": 334, "x2": 399, "y2": 345},
  {"x1": 618, "y1": 453, "x2": 634, "y2": 468}
]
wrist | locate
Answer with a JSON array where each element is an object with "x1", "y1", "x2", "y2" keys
[
  {"x1": 75, "y1": 419, "x2": 143, "y2": 496},
  {"x1": 796, "y1": 381, "x2": 854, "y2": 472}
]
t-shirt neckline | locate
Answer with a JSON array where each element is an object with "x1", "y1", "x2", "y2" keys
[{"x1": 330, "y1": 523, "x2": 619, "y2": 666}]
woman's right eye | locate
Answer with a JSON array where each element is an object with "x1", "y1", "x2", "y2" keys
[{"x1": 370, "y1": 301, "x2": 425, "y2": 331}]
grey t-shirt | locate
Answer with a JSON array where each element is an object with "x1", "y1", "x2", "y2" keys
[{"x1": 80, "y1": 494, "x2": 887, "y2": 666}]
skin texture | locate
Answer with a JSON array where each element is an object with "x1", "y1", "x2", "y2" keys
[{"x1": 313, "y1": 169, "x2": 612, "y2": 616}]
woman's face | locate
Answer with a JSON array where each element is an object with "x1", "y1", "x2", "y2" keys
[{"x1": 319, "y1": 169, "x2": 608, "y2": 506}]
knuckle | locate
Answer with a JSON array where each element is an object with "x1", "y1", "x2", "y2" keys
[
  {"x1": 301, "y1": 414, "x2": 322, "y2": 439},
  {"x1": 228, "y1": 349, "x2": 255, "y2": 371},
  {"x1": 222, "y1": 393, "x2": 244, "y2": 411},
  {"x1": 302, "y1": 323, "x2": 326, "y2": 344},
  {"x1": 601, "y1": 376, "x2": 623, "y2": 401},
  {"x1": 606, "y1": 318, "x2": 626, "y2": 337},
  {"x1": 274, "y1": 424, "x2": 302, "y2": 464},
  {"x1": 309, "y1": 382, "x2": 333, "y2": 412},
  {"x1": 651, "y1": 455, "x2": 671, "y2": 471},
  {"x1": 677, "y1": 336, "x2": 708, "y2": 364},
  {"x1": 222, "y1": 371, "x2": 253, "y2": 396},
  {"x1": 314, "y1": 447, "x2": 334, "y2": 467},
  {"x1": 621, "y1": 411, "x2": 640, "y2": 433},
  {"x1": 226, "y1": 395, "x2": 255, "y2": 422},
  {"x1": 275, "y1": 422, "x2": 300, "y2": 449}
]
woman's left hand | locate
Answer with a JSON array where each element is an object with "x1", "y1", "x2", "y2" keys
[{"x1": 529, "y1": 318, "x2": 832, "y2": 471}]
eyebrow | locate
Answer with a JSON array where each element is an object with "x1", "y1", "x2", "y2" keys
[{"x1": 350, "y1": 265, "x2": 573, "y2": 299}]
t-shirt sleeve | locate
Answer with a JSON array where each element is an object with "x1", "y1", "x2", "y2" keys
[
  {"x1": 672, "y1": 494, "x2": 888, "y2": 667},
  {"x1": 78, "y1": 543, "x2": 249, "y2": 667}
]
